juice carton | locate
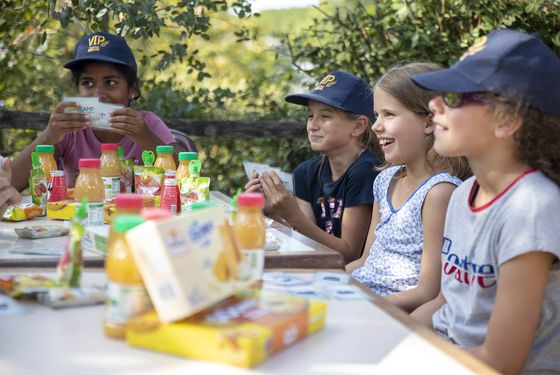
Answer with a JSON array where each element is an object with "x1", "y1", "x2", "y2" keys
[
  {"x1": 126, "y1": 288, "x2": 327, "y2": 368},
  {"x1": 125, "y1": 205, "x2": 256, "y2": 323}
]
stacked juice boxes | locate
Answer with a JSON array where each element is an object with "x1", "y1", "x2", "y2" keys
[{"x1": 124, "y1": 204, "x2": 327, "y2": 367}]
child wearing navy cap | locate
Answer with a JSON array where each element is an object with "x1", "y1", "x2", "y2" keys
[
  {"x1": 11, "y1": 32, "x2": 176, "y2": 189},
  {"x1": 245, "y1": 71, "x2": 381, "y2": 263},
  {"x1": 348, "y1": 63, "x2": 470, "y2": 313},
  {"x1": 410, "y1": 29, "x2": 560, "y2": 373}
]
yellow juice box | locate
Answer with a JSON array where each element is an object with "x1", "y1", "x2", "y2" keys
[
  {"x1": 126, "y1": 288, "x2": 327, "y2": 367},
  {"x1": 126, "y1": 205, "x2": 256, "y2": 323}
]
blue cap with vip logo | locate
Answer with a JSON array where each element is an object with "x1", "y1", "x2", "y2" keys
[
  {"x1": 64, "y1": 32, "x2": 138, "y2": 75},
  {"x1": 285, "y1": 71, "x2": 375, "y2": 122},
  {"x1": 411, "y1": 29, "x2": 560, "y2": 116}
]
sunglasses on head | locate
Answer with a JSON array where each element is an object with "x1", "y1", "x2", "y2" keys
[{"x1": 442, "y1": 92, "x2": 491, "y2": 108}]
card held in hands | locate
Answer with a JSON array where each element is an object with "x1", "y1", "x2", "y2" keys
[
  {"x1": 243, "y1": 161, "x2": 294, "y2": 193},
  {"x1": 63, "y1": 97, "x2": 123, "y2": 130}
]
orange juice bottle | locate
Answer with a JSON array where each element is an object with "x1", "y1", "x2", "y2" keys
[
  {"x1": 176, "y1": 152, "x2": 197, "y2": 181},
  {"x1": 104, "y1": 214, "x2": 151, "y2": 339},
  {"x1": 100, "y1": 143, "x2": 121, "y2": 200},
  {"x1": 35, "y1": 144, "x2": 58, "y2": 182},
  {"x1": 233, "y1": 193, "x2": 266, "y2": 282},
  {"x1": 154, "y1": 145, "x2": 176, "y2": 171},
  {"x1": 74, "y1": 158, "x2": 105, "y2": 226}
]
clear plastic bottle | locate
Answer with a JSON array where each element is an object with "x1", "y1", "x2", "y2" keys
[
  {"x1": 233, "y1": 193, "x2": 266, "y2": 282},
  {"x1": 154, "y1": 145, "x2": 176, "y2": 172},
  {"x1": 74, "y1": 158, "x2": 105, "y2": 226},
  {"x1": 35, "y1": 144, "x2": 58, "y2": 182},
  {"x1": 104, "y1": 215, "x2": 151, "y2": 339},
  {"x1": 29, "y1": 152, "x2": 48, "y2": 214},
  {"x1": 100, "y1": 143, "x2": 121, "y2": 200}
]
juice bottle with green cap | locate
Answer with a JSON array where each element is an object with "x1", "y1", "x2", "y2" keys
[
  {"x1": 176, "y1": 152, "x2": 197, "y2": 182},
  {"x1": 35, "y1": 144, "x2": 58, "y2": 182},
  {"x1": 104, "y1": 214, "x2": 151, "y2": 339},
  {"x1": 29, "y1": 152, "x2": 47, "y2": 215},
  {"x1": 154, "y1": 145, "x2": 176, "y2": 171}
]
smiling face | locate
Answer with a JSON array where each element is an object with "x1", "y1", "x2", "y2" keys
[
  {"x1": 372, "y1": 88, "x2": 431, "y2": 165},
  {"x1": 306, "y1": 100, "x2": 362, "y2": 154},
  {"x1": 76, "y1": 61, "x2": 137, "y2": 106}
]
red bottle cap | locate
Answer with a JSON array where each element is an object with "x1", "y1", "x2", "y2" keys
[
  {"x1": 115, "y1": 193, "x2": 143, "y2": 210},
  {"x1": 237, "y1": 192, "x2": 265, "y2": 207},
  {"x1": 101, "y1": 143, "x2": 118, "y2": 151},
  {"x1": 140, "y1": 208, "x2": 172, "y2": 221},
  {"x1": 78, "y1": 158, "x2": 100, "y2": 169}
]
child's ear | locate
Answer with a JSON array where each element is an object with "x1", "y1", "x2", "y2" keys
[
  {"x1": 351, "y1": 116, "x2": 368, "y2": 137},
  {"x1": 494, "y1": 115, "x2": 523, "y2": 139},
  {"x1": 424, "y1": 114, "x2": 435, "y2": 135},
  {"x1": 128, "y1": 83, "x2": 140, "y2": 101}
]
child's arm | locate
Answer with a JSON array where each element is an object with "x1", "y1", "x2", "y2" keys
[
  {"x1": 11, "y1": 101, "x2": 89, "y2": 191},
  {"x1": 466, "y1": 251, "x2": 555, "y2": 374},
  {"x1": 384, "y1": 182, "x2": 456, "y2": 313},
  {"x1": 410, "y1": 291, "x2": 446, "y2": 327},
  {"x1": 0, "y1": 158, "x2": 21, "y2": 215},
  {"x1": 259, "y1": 171, "x2": 372, "y2": 263},
  {"x1": 346, "y1": 201, "x2": 380, "y2": 272}
]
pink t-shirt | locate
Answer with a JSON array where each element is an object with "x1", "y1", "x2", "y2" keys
[{"x1": 56, "y1": 111, "x2": 175, "y2": 187}]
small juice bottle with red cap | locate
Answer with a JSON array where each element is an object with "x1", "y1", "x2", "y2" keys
[
  {"x1": 74, "y1": 158, "x2": 105, "y2": 226},
  {"x1": 100, "y1": 143, "x2": 121, "y2": 200},
  {"x1": 233, "y1": 192, "x2": 266, "y2": 282},
  {"x1": 48, "y1": 170, "x2": 68, "y2": 202}
]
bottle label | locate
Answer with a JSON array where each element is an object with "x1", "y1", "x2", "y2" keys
[
  {"x1": 103, "y1": 176, "x2": 120, "y2": 199},
  {"x1": 105, "y1": 282, "x2": 151, "y2": 326},
  {"x1": 30, "y1": 175, "x2": 48, "y2": 213},
  {"x1": 86, "y1": 202, "x2": 104, "y2": 226},
  {"x1": 238, "y1": 248, "x2": 264, "y2": 282}
]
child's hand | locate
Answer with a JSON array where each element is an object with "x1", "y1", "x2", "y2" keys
[
  {"x1": 259, "y1": 171, "x2": 299, "y2": 219},
  {"x1": 109, "y1": 108, "x2": 149, "y2": 139},
  {"x1": 244, "y1": 173, "x2": 262, "y2": 193},
  {"x1": 45, "y1": 101, "x2": 91, "y2": 144}
]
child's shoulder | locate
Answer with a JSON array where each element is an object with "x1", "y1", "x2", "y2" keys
[
  {"x1": 293, "y1": 155, "x2": 323, "y2": 176},
  {"x1": 515, "y1": 170, "x2": 560, "y2": 205}
]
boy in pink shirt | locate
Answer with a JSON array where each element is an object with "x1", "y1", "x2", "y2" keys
[{"x1": 12, "y1": 32, "x2": 176, "y2": 189}]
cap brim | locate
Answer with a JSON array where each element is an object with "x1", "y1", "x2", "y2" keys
[
  {"x1": 411, "y1": 67, "x2": 485, "y2": 93},
  {"x1": 285, "y1": 92, "x2": 347, "y2": 111},
  {"x1": 63, "y1": 56, "x2": 135, "y2": 71}
]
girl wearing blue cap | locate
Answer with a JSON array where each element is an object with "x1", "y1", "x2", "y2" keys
[
  {"x1": 11, "y1": 32, "x2": 176, "y2": 189},
  {"x1": 245, "y1": 71, "x2": 381, "y2": 263},
  {"x1": 348, "y1": 63, "x2": 470, "y2": 313},
  {"x1": 410, "y1": 29, "x2": 560, "y2": 374}
]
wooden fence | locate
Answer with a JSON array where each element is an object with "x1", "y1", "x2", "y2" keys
[{"x1": 0, "y1": 110, "x2": 307, "y2": 139}]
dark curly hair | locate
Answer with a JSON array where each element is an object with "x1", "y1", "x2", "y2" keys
[{"x1": 70, "y1": 62, "x2": 141, "y2": 102}]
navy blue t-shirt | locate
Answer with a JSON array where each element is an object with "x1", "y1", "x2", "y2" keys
[{"x1": 293, "y1": 150, "x2": 379, "y2": 238}]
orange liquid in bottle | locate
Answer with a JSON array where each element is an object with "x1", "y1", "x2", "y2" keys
[
  {"x1": 74, "y1": 158, "x2": 105, "y2": 226},
  {"x1": 36, "y1": 145, "x2": 58, "y2": 182},
  {"x1": 154, "y1": 145, "x2": 176, "y2": 171},
  {"x1": 100, "y1": 143, "x2": 121, "y2": 200}
]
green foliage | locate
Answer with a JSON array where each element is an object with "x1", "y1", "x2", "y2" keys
[{"x1": 282, "y1": 0, "x2": 560, "y2": 84}]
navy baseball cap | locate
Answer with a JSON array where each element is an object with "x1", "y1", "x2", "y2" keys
[
  {"x1": 285, "y1": 71, "x2": 375, "y2": 123},
  {"x1": 64, "y1": 32, "x2": 137, "y2": 75},
  {"x1": 411, "y1": 29, "x2": 560, "y2": 116}
]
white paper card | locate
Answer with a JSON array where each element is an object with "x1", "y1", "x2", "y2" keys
[
  {"x1": 63, "y1": 97, "x2": 123, "y2": 130},
  {"x1": 243, "y1": 161, "x2": 294, "y2": 193}
]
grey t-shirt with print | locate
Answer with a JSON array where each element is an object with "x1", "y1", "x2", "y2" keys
[{"x1": 432, "y1": 170, "x2": 560, "y2": 373}]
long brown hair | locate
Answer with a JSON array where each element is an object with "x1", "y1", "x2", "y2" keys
[{"x1": 375, "y1": 62, "x2": 471, "y2": 180}]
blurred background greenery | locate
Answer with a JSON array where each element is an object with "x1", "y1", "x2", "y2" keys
[{"x1": 1, "y1": 0, "x2": 559, "y2": 195}]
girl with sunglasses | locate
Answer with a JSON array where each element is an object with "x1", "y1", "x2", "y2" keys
[
  {"x1": 411, "y1": 29, "x2": 560, "y2": 374},
  {"x1": 348, "y1": 62, "x2": 470, "y2": 313}
]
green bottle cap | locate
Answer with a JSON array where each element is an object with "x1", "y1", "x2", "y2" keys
[
  {"x1": 142, "y1": 150, "x2": 155, "y2": 166},
  {"x1": 118, "y1": 146, "x2": 125, "y2": 159},
  {"x1": 190, "y1": 201, "x2": 217, "y2": 211},
  {"x1": 36, "y1": 145, "x2": 55, "y2": 153},
  {"x1": 31, "y1": 152, "x2": 41, "y2": 167},
  {"x1": 75, "y1": 197, "x2": 89, "y2": 220},
  {"x1": 113, "y1": 215, "x2": 145, "y2": 233},
  {"x1": 156, "y1": 145, "x2": 173, "y2": 153},
  {"x1": 230, "y1": 187, "x2": 242, "y2": 208},
  {"x1": 178, "y1": 152, "x2": 198, "y2": 161},
  {"x1": 188, "y1": 159, "x2": 201, "y2": 175}
]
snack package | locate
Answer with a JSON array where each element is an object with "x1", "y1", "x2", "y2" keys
[
  {"x1": 118, "y1": 146, "x2": 134, "y2": 193},
  {"x1": 126, "y1": 288, "x2": 327, "y2": 368},
  {"x1": 134, "y1": 151, "x2": 164, "y2": 196},
  {"x1": 38, "y1": 287, "x2": 106, "y2": 309},
  {"x1": 2, "y1": 203, "x2": 43, "y2": 222},
  {"x1": 0, "y1": 274, "x2": 57, "y2": 298},
  {"x1": 14, "y1": 225, "x2": 69, "y2": 239},
  {"x1": 56, "y1": 198, "x2": 88, "y2": 288},
  {"x1": 125, "y1": 205, "x2": 257, "y2": 323},
  {"x1": 179, "y1": 160, "x2": 210, "y2": 213}
]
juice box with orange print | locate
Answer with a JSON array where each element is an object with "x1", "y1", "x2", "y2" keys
[
  {"x1": 126, "y1": 288, "x2": 327, "y2": 367},
  {"x1": 125, "y1": 205, "x2": 257, "y2": 323}
]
